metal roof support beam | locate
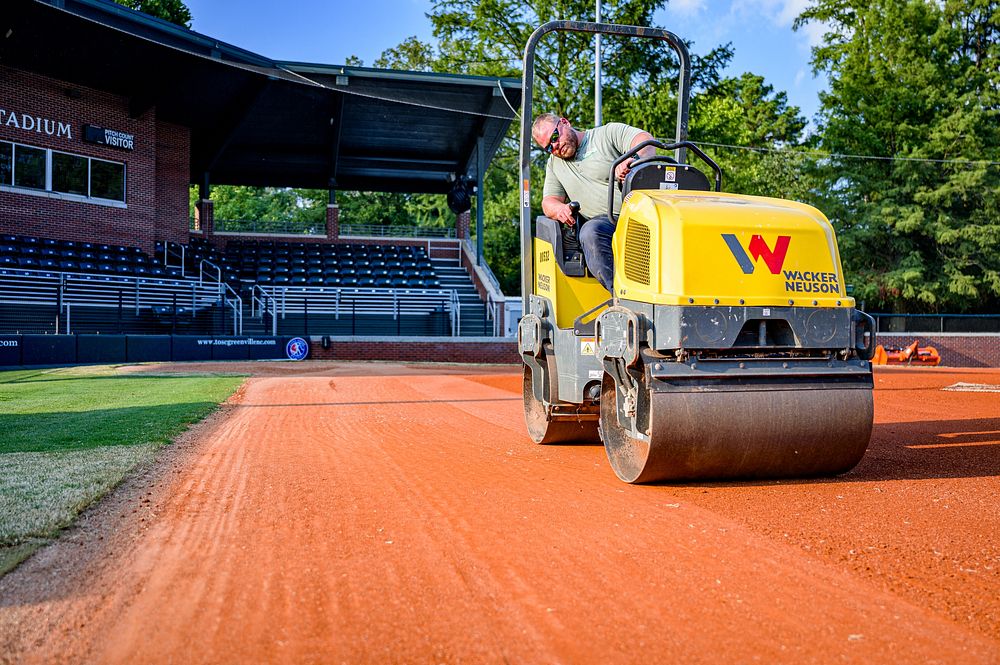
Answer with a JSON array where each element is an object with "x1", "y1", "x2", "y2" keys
[
  {"x1": 326, "y1": 92, "x2": 345, "y2": 188},
  {"x1": 199, "y1": 172, "x2": 210, "y2": 199},
  {"x1": 476, "y1": 135, "x2": 484, "y2": 267}
]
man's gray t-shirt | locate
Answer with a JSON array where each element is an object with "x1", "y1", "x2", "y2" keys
[{"x1": 543, "y1": 122, "x2": 644, "y2": 220}]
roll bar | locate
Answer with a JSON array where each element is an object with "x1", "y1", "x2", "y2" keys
[{"x1": 519, "y1": 21, "x2": 692, "y2": 312}]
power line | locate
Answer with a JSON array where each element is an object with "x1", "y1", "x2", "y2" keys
[
  {"x1": 285, "y1": 67, "x2": 518, "y2": 120},
  {"x1": 690, "y1": 140, "x2": 1000, "y2": 167}
]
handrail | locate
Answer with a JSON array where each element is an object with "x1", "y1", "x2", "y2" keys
[
  {"x1": 215, "y1": 218, "x2": 324, "y2": 235},
  {"x1": 164, "y1": 241, "x2": 186, "y2": 277},
  {"x1": 450, "y1": 289, "x2": 461, "y2": 336},
  {"x1": 199, "y1": 259, "x2": 223, "y2": 288},
  {"x1": 340, "y1": 223, "x2": 457, "y2": 239},
  {"x1": 250, "y1": 284, "x2": 278, "y2": 335},
  {"x1": 198, "y1": 259, "x2": 242, "y2": 335},
  {"x1": 461, "y1": 238, "x2": 505, "y2": 336}
]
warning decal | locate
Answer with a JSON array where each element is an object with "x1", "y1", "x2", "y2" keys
[{"x1": 580, "y1": 338, "x2": 596, "y2": 355}]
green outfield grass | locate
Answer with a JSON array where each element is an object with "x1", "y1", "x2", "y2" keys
[{"x1": 0, "y1": 366, "x2": 244, "y2": 575}]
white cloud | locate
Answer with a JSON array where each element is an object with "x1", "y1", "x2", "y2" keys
[
  {"x1": 794, "y1": 68, "x2": 806, "y2": 86},
  {"x1": 799, "y1": 19, "x2": 827, "y2": 47},
  {"x1": 776, "y1": 0, "x2": 809, "y2": 26},
  {"x1": 667, "y1": 0, "x2": 707, "y2": 17},
  {"x1": 730, "y1": 0, "x2": 808, "y2": 28}
]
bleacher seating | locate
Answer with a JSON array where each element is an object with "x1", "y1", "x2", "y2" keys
[
  {"x1": 181, "y1": 237, "x2": 441, "y2": 290},
  {"x1": 1, "y1": 234, "x2": 183, "y2": 280}
]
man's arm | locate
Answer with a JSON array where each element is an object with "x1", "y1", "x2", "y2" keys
[
  {"x1": 542, "y1": 194, "x2": 576, "y2": 225},
  {"x1": 614, "y1": 130, "x2": 655, "y2": 181}
]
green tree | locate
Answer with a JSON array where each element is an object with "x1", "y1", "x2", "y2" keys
[
  {"x1": 193, "y1": 186, "x2": 326, "y2": 232},
  {"x1": 114, "y1": 0, "x2": 192, "y2": 27},
  {"x1": 689, "y1": 73, "x2": 809, "y2": 200},
  {"x1": 797, "y1": 0, "x2": 1000, "y2": 312}
]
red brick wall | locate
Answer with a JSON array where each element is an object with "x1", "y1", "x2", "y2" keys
[
  {"x1": 155, "y1": 121, "x2": 192, "y2": 246},
  {"x1": 0, "y1": 65, "x2": 191, "y2": 253},
  {"x1": 308, "y1": 338, "x2": 519, "y2": 364},
  {"x1": 876, "y1": 334, "x2": 1000, "y2": 368}
]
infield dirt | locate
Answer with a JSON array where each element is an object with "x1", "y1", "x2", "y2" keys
[{"x1": 1, "y1": 362, "x2": 998, "y2": 663}]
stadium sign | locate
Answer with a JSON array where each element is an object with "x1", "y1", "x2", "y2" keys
[
  {"x1": 285, "y1": 337, "x2": 309, "y2": 361},
  {"x1": 0, "y1": 108, "x2": 72, "y2": 139},
  {"x1": 83, "y1": 124, "x2": 134, "y2": 151}
]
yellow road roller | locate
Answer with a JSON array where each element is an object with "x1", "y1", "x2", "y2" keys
[{"x1": 517, "y1": 21, "x2": 876, "y2": 483}]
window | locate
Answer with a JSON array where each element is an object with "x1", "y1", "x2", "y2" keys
[
  {"x1": 90, "y1": 159, "x2": 125, "y2": 201},
  {"x1": 52, "y1": 152, "x2": 88, "y2": 196},
  {"x1": 14, "y1": 145, "x2": 45, "y2": 190},
  {"x1": 0, "y1": 141, "x2": 126, "y2": 205},
  {"x1": 0, "y1": 142, "x2": 11, "y2": 186}
]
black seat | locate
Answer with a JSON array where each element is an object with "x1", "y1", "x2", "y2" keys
[{"x1": 622, "y1": 160, "x2": 711, "y2": 195}]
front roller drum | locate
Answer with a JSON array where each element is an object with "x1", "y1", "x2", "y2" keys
[
  {"x1": 600, "y1": 376, "x2": 873, "y2": 483},
  {"x1": 523, "y1": 364, "x2": 600, "y2": 444}
]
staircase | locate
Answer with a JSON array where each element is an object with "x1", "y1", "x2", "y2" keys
[
  {"x1": 242, "y1": 301, "x2": 270, "y2": 336},
  {"x1": 430, "y1": 257, "x2": 492, "y2": 337}
]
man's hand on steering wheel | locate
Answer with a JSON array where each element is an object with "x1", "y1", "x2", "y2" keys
[{"x1": 614, "y1": 157, "x2": 634, "y2": 182}]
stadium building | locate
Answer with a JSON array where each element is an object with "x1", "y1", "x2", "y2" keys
[{"x1": 0, "y1": 0, "x2": 523, "y2": 364}]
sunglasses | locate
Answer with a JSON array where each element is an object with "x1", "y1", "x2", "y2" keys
[{"x1": 543, "y1": 119, "x2": 564, "y2": 154}]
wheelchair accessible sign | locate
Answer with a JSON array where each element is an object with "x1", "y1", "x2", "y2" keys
[{"x1": 285, "y1": 337, "x2": 309, "y2": 361}]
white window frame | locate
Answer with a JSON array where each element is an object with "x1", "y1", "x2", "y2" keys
[{"x1": 0, "y1": 139, "x2": 127, "y2": 207}]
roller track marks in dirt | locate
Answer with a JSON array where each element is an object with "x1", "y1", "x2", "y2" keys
[{"x1": 1, "y1": 365, "x2": 998, "y2": 664}]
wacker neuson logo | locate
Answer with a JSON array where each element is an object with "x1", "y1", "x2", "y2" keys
[
  {"x1": 722, "y1": 234, "x2": 790, "y2": 275},
  {"x1": 722, "y1": 234, "x2": 840, "y2": 295}
]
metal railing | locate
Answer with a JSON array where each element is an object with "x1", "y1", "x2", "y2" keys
[
  {"x1": 199, "y1": 260, "x2": 242, "y2": 335},
  {"x1": 871, "y1": 313, "x2": 1000, "y2": 334},
  {"x1": 263, "y1": 285, "x2": 461, "y2": 336},
  {"x1": 0, "y1": 267, "x2": 233, "y2": 335},
  {"x1": 462, "y1": 238, "x2": 506, "y2": 337},
  {"x1": 250, "y1": 284, "x2": 278, "y2": 336},
  {"x1": 215, "y1": 219, "x2": 325, "y2": 235},
  {"x1": 339, "y1": 224, "x2": 457, "y2": 239},
  {"x1": 163, "y1": 241, "x2": 186, "y2": 276}
]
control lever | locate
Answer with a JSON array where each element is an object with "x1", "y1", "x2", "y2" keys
[{"x1": 563, "y1": 201, "x2": 582, "y2": 249}]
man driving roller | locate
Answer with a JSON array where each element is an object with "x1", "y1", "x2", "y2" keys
[{"x1": 532, "y1": 113, "x2": 655, "y2": 294}]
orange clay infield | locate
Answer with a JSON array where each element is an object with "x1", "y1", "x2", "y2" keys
[{"x1": 1, "y1": 362, "x2": 999, "y2": 664}]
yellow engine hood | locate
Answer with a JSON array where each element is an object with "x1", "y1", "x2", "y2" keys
[{"x1": 613, "y1": 190, "x2": 853, "y2": 308}]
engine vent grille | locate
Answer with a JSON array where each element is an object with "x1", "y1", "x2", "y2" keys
[{"x1": 623, "y1": 222, "x2": 651, "y2": 285}]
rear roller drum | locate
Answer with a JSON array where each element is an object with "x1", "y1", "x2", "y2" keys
[
  {"x1": 523, "y1": 363, "x2": 600, "y2": 444},
  {"x1": 599, "y1": 373, "x2": 873, "y2": 483}
]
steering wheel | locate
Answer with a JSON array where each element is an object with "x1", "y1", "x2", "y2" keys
[{"x1": 606, "y1": 140, "x2": 722, "y2": 222}]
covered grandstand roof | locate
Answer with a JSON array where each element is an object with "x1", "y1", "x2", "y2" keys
[{"x1": 2, "y1": 0, "x2": 521, "y2": 193}]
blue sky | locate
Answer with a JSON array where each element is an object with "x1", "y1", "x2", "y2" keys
[{"x1": 185, "y1": 0, "x2": 826, "y2": 127}]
